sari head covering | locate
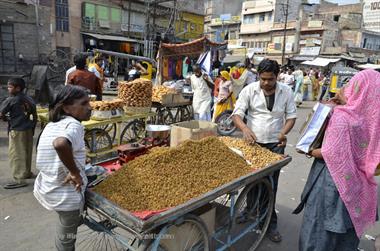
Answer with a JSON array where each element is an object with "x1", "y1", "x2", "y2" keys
[
  {"x1": 220, "y1": 71, "x2": 231, "y2": 81},
  {"x1": 321, "y1": 69, "x2": 380, "y2": 237}
]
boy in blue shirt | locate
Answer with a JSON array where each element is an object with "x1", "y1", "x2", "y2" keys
[{"x1": 0, "y1": 78, "x2": 37, "y2": 189}]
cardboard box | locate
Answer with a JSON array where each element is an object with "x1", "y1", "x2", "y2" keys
[{"x1": 170, "y1": 120, "x2": 217, "y2": 147}]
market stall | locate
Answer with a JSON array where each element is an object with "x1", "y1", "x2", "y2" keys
[
  {"x1": 153, "y1": 37, "x2": 227, "y2": 124},
  {"x1": 76, "y1": 135, "x2": 292, "y2": 251},
  {"x1": 37, "y1": 110, "x2": 155, "y2": 162},
  {"x1": 37, "y1": 78, "x2": 157, "y2": 162}
]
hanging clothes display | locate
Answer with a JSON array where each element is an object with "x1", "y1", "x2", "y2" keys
[
  {"x1": 169, "y1": 58, "x2": 175, "y2": 79},
  {"x1": 182, "y1": 57, "x2": 190, "y2": 77},
  {"x1": 176, "y1": 58, "x2": 182, "y2": 79},
  {"x1": 163, "y1": 58, "x2": 169, "y2": 79}
]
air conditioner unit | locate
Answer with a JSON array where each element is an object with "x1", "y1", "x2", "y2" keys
[{"x1": 99, "y1": 20, "x2": 110, "y2": 29}]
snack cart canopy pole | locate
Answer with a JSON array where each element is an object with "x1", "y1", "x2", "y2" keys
[{"x1": 92, "y1": 49, "x2": 157, "y2": 65}]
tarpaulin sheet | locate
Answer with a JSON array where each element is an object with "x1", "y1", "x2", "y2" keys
[{"x1": 160, "y1": 36, "x2": 227, "y2": 57}]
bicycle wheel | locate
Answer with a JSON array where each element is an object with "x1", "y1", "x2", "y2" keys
[
  {"x1": 215, "y1": 110, "x2": 236, "y2": 136},
  {"x1": 76, "y1": 208, "x2": 131, "y2": 251},
  {"x1": 177, "y1": 106, "x2": 192, "y2": 122},
  {"x1": 120, "y1": 120, "x2": 146, "y2": 144},
  {"x1": 230, "y1": 179, "x2": 274, "y2": 251},
  {"x1": 148, "y1": 214, "x2": 210, "y2": 251},
  {"x1": 84, "y1": 128, "x2": 113, "y2": 153},
  {"x1": 99, "y1": 123, "x2": 117, "y2": 144},
  {"x1": 162, "y1": 108, "x2": 174, "y2": 125}
]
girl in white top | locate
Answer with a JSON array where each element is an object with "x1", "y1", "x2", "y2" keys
[{"x1": 34, "y1": 85, "x2": 92, "y2": 251}]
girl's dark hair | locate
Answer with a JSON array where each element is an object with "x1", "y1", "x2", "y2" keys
[
  {"x1": 49, "y1": 85, "x2": 88, "y2": 122},
  {"x1": 257, "y1": 59, "x2": 280, "y2": 76}
]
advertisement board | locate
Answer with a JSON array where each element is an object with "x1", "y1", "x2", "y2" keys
[{"x1": 363, "y1": 0, "x2": 380, "y2": 32}]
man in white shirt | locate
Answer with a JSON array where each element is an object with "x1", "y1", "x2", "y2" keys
[
  {"x1": 65, "y1": 65, "x2": 76, "y2": 85},
  {"x1": 190, "y1": 64, "x2": 214, "y2": 121},
  {"x1": 232, "y1": 59, "x2": 297, "y2": 243}
]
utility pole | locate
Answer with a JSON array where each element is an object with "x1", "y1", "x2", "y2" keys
[
  {"x1": 281, "y1": 0, "x2": 290, "y2": 66},
  {"x1": 33, "y1": 0, "x2": 40, "y2": 63}
]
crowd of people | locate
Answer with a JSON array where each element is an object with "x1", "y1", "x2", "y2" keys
[
  {"x1": 0, "y1": 53, "x2": 379, "y2": 251},
  {"x1": 189, "y1": 58, "x2": 380, "y2": 250}
]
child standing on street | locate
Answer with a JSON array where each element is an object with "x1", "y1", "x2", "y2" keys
[
  {"x1": 34, "y1": 85, "x2": 91, "y2": 251},
  {"x1": 0, "y1": 78, "x2": 37, "y2": 189}
]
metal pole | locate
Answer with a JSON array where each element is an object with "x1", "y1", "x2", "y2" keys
[
  {"x1": 34, "y1": 0, "x2": 40, "y2": 63},
  {"x1": 281, "y1": 0, "x2": 289, "y2": 66}
]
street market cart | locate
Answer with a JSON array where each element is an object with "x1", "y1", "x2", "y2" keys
[
  {"x1": 37, "y1": 110, "x2": 155, "y2": 161},
  {"x1": 77, "y1": 154, "x2": 291, "y2": 251}
]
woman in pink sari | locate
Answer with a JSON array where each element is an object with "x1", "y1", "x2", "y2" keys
[{"x1": 295, "y1": 69, "x2": 380, "y2": 251}]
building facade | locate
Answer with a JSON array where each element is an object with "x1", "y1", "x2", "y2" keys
[
  {"x1": 0, "y1": 0, "x2": 53, "y2": 74},
  {"x1": 204, "y1": 0, "x2": 245, "y2": 43},
  {"x1": 239, "y1": 0, "x2": 302, "y2": 64}
]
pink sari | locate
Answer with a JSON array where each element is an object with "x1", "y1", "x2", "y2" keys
[{"x1": 321, "y1": 69, "x2": 380, "y2": 237}]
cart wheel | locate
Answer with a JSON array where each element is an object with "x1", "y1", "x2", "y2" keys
[
  {"x1": 162, "y1": 108, "x2": 174, "y2": 125},
  {"x1": 98, "y1": 123, "x2": 117, "y2": 143},
  {"x1": 148, "y1": 214, "x2": 210, "y2": 251},
  {"x1": 84, "y1": 128, "x2": 113, "y2": 153},
  {"x1": 230, "y1": 179, "x2": 274, "y2": 251},
  {"x1": 120, "y1": 119, "x2": 145, "y2": 144},
  {"x1": 215, "y1": 110, "x2": 236, "y2": 136},
  {"x1": 176, "y1": 106, "x2": 191, "y2": 122},
  {"x1": 76, "y1": 208, "x2": 131, "y2": 250}
]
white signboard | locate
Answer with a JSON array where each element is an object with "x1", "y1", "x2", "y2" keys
[
  {"x1": 300, "y1": 46, "x2": 321, "y2": 56},
  {"x1": 285, "y1": 43, "x2": 293, "y2": 52},
  {"x1": 363, "y1": 0, "x2": 380, "y2": 32}
]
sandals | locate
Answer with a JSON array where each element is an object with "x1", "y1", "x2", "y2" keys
[
  {"x1": 3, "y1": 181, "x2": 28, "y2": 189},
  {"x1": 267, "y1": 230, "x2": 282, "y2": 243}
]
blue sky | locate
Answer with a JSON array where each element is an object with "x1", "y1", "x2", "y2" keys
[{"x1": 309, "y1": 0, "x2": 360, "y2": 4}]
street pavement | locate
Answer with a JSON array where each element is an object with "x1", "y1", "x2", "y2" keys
[{"x1": 0, "y1": 101, "x2": 379, "y2": 251}]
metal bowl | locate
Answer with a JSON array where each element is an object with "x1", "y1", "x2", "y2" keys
[{"x1": 146, "y1": 124, "x2": 171, "y2": 139}]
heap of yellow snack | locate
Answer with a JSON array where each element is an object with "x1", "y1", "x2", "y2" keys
[
  {"x1": 219, "y1": 137, "x2": 282, "y2": 169},
  {"x1": 94, "y1": 137, "x2": 253, "y2": 212},
  {"x1": 152, "y1": 85, "x2": 177, "y2": 103},
  {"x1": 90, "y1": 99, "x2": 125, "y2": 111},
  {"x1": 118, "y1": 79, "x2": 152, "y2": 107}
]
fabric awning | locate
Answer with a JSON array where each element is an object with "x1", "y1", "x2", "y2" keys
[
  {"x1": 301, "y1": 57, "x2": 340, "y2": 67},
  {"x1": 290, "y1": 56, "x2": 316, "y2": 61},
  {"x1": 160, "y1": 36, "x2": 227, "y2": 57},
  {"x1": 81, "y1": 32, "x2": 142, "y2": 43},
  {"x1": 356, "y1": 63, "x2": 380, "y2": 70}
]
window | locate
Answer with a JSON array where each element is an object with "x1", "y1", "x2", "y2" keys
[
  {"x1": 243, "y1": 14, "x2": 255, "y2": 24},
  {"x1": 268, "y1": 12, "x2": 272, "y2": 21},
  {"x1": 56, "y1": 0, "x2": 69, "y2": 32},
  {"x1": 97, "y1": 5, "x2": 109, "y2": 20},
  {"x1": 0, "y1": 24, "x2": 16, "y2": 72},
  {"x1": 333, "y1": 15, "x2": 340, "y2": 22},
  {"x1": 111, "y1": 8, "x2": 121, "y2": 22},
  {"x1": 259, "y1": 14, "x2": 265, "y2": 23}
]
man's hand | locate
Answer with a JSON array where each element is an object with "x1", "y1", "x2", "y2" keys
[
  {"x1": 242, "y1": 128, "x2": 257, "y2": 144},
  {"x1": 218, "y1": 97, "x2": 227, "y2": 103},
  {"x1": 202, "y1": 73, "x2": 208, "y2": 81},
  {"x1": 330, "y1": 89, "x2": 346, "y2": 105},
  {"x1": 63, "y1": 171, "x2": 83, "y2": 192},
  {"x1": 277, "y1": 132, "x2": 287, "y2": 147}
]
